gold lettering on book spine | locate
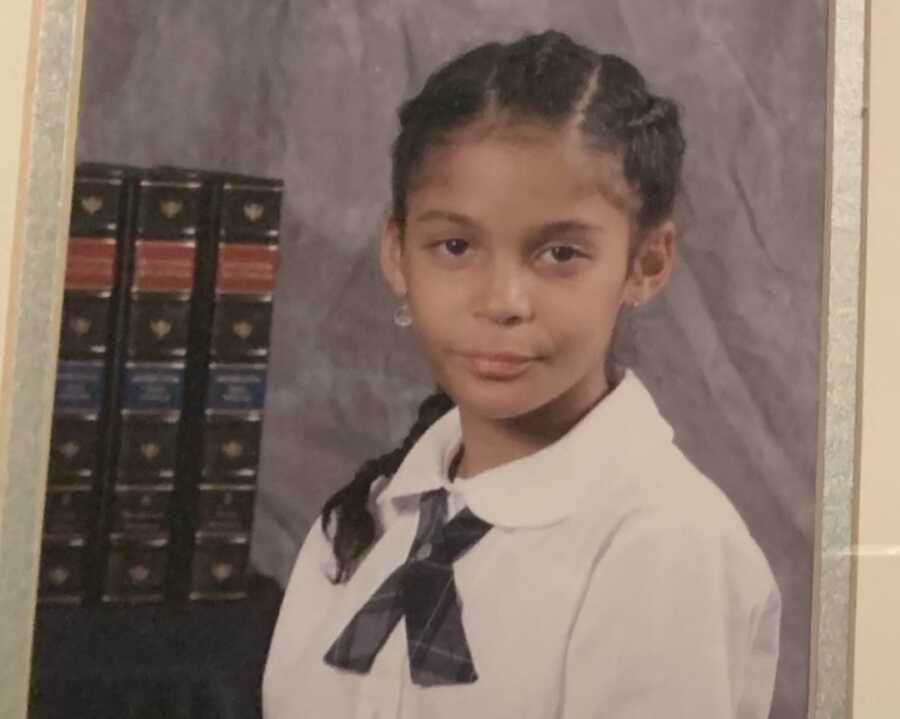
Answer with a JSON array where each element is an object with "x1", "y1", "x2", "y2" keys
[
  {"x1": 211, "y1": 562, "x2": 234, "y2": 583},
  {"x1": 243, "y1": 202, "x2": 264, "y2": 222},
  {"x1": 140, "y1": 443, "x2": 161, "y2": 460},
  {"x1": 69, "y1": 316, "x2": 92, "y2": 336},
  {"x1": 222, "y1": 441, "x2": 244, "y2": 459},
  {"x1": 232, "y1": 320, "x2": 253, "y2": 339},
  {"x1": 59, "y1": 441, "x2": 81, "y2": 459},
  {"x1": 160, "y1": 199, "x2": 183, "y2": 219},
  {"x1": 150, "y1": 318, "x2": 172, "y2": 339},
  {"x1": 128, "y1": 565, "x2": 151, "y2": 585},
  {"x1": 80, "y1": 195, "x2": 103, "y2": 215},
  {"x1": 48, "y1": 567, "x2": 70, "y2": 587}
]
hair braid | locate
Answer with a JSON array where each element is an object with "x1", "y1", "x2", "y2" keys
[
  {"x1": 321, "y1": 389, "x2": 456, "y2": 583},
  {"x1": 578, "y1": 54, "x2": 685, "y2": 231}
]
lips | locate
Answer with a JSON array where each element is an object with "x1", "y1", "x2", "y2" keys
[
  {"x1": 463, "y1": 351, "x2": 534, "y2": 363},
  {"x1": 459, "y1": 351, "x2": 536, "y2": 380}
]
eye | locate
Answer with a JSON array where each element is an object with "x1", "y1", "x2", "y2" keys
[
  {"x1": 436, "y1": 239, "x2": 470, "y2": 257},
  {"x1": 539, "y1": 245, "x2": 586, "y2": 264}
]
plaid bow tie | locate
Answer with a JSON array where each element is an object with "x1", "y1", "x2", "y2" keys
[{"x1": 323, "y1": 487, "x2": 492, "y2": 686}]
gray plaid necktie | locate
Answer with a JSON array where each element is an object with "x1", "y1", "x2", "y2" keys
[{"x1": 323, "y1": 487, "x2": 493, "y2": 686}]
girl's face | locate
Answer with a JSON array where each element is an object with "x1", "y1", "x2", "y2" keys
[{"x1": 381, "y1": 121, "x2": 674, "y2": 422}]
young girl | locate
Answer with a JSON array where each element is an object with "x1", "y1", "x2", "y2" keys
[{"x1": 263, "y1": 30, "x2": 781, "y2": 719}]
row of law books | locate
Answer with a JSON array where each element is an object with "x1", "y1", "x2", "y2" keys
[{"x1": 39, "y1": 162, "x2": 283, "y2": 604}]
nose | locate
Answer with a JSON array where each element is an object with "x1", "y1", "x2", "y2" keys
[{"x1": 474, "y1": 258, "x2": 534, "y2": 325}]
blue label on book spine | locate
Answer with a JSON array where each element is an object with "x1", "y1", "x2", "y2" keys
[
  {"x1": 206, "y1": 365, "x2": 268, "y2": 412},
  {"x1": 55, "y1": 360, "x2": 106, "y2": 412},
  {"x1": 122, "y1": 363, "x2": 185, "y2": 411}
]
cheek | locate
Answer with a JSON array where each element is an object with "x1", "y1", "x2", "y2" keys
[
  {"x1": 404, "y1": 282, "x2": 458, "y2": 351},
  {"x1": 404, "y1": 257, "x2": 470, "y2": 317},
  {"x1": 405, "y1": 274, "x2": 455, "y2": 320},
  {"x1": 544, "y1": 282, "x2": 624, "y2": 348}
]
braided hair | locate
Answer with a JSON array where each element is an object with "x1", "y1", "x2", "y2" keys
[
  {"x1": 321, "y1": 389, "x2": 456, "y2": 583},
  {"x1": 321, "y1": 30, "x2": 686, "y2": 583}
]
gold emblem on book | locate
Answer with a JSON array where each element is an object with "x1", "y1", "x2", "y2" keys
[
  {"x1": 48, "y1": 566, "x2": 70, "y2": 586},
  {"x1": 222, "y1": 441, "x2": 244, "y2": 459},
  {"x1": 150, "y1": 318, "x2": 172, "y2": 339},
  {"x1": 141, "y1": 443, "x2": 161, "y2": 460},
  {"x1": 160, "y1": 198, "x2": 183, "y2": 219},
  {"x1": 69, "y1": 315, "x2": 92, "y2": 336},
  {"x1": 128, "y1": 564, "x2": 151, "y2": 585},
  {"x1": 232, "y1": 320, "x2": 253, "y2": 339},
  {"x1": 60, "y1": 492, "x2": 72, "y2": 507},
  {"x1": 59, "y1": 441, "x2": 81, "y2": 459},
  {"x1": 211, "y1": 562, "x2": 234, "y2": 583},
  {"x1": 139, "y1": 494, "x2": 153, "y2": 508},
  {"x1": 222, "y1": 492, "x2": 234, "y2": 506},
  {"x1": 80, "y1": 195, "x2": 103, "y2": 215},
  {"x1": 243, "y1": 202, "x2": 265, "y2": 222}
]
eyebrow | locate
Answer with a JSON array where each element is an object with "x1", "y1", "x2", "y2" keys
[
  {"x1": 413, "y1": 209, "x2": 482, "y2": 228},
  {"x1": 412, "y1": 209, "x2": 603, "y2": 240}
]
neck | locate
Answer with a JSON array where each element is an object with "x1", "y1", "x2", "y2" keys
[{"x1": 454, "y1": 372, "x2": 613, "y2": 480}]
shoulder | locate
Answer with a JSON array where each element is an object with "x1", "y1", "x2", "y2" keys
[
  {"x1": 283, "y1": 510, "x2": 339, "y2": 590},
  {"x1": 266, "y1": 512, "x2": 339, "y2": 674},
  {"x1": 576, "y1": 441, "x2": 779, "y2": 606}
]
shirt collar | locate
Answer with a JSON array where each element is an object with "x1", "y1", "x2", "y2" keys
[{"x1": 375, "y1": 369, "x2": 674, "y2": 529}]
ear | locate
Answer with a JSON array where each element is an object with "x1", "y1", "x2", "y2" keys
[
  {"x1": 380, "y1": 215, "x2": 408, "y2": 297},
  {"x1": 623, "y1": 220, "x2": 676, "y2": 307}
]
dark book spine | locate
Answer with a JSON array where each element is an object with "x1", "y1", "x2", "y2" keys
[
  {"x1": 96, "y1": 170, "x2": 204, "y2": 604},
  {"x1": 164, "y1": 170, "x2": 220, "y2": 600},
  {"x1": 180, "y1": 175, "x2": 283, "y2": 601},
  {"x1": 39, "y1": 165, "x2": 130, "y2": 605}
]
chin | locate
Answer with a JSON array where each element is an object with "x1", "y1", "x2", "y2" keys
[{"x1": 445, "y1": 376, "x2": 556, "y2": 421}]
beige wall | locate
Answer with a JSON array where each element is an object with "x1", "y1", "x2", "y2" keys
[
  {"x1": 0, "y1": 1, "x2": 34, "y2": 351},
  {"x1": 851, "y1": 1, "x2": 900, "y2": 716},
  {"x1": 0, "y1": 2, "x2": 41, "y2": 716},
  {"x1": 0, "y1": 2, "x2": 39, "y2": 517}
]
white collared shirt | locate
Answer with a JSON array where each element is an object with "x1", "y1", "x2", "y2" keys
[{"x1": 263, "y1": 370, "x2": 781, "y2": 719}]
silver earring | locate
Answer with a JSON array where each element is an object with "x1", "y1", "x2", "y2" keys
[{"x1": 393, "y1": 301, "x2": 412, "y2": 327}]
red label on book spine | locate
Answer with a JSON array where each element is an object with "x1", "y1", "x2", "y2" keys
[
  {"x1": 65, "y1": 238, "x2": 117, "y2": 291},
  {"x1": 215, "y1": 244, "x2": 279, "y2": 294},
  {"x1": 132, "y1": 240, "x2": 196, "y2": 293}
]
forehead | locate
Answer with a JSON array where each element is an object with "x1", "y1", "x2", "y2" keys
[{"x1": 410, "y1": 120, "x2": 632, "y2": 217}]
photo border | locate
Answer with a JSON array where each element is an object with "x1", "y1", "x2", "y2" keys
[
  {"x1": 0, "y1": 1, "x2": 866, "y2": 716},
  {"x1": 0, "y1": 0, "x2": 86, "y2": 716},
  {"x1": 812, "y1": 0, "x2": 867, "y2": 716}
]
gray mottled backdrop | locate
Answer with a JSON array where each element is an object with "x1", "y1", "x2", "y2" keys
[{"x1": 75, "y1": 2, "x2": 825, "y2": 717}]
